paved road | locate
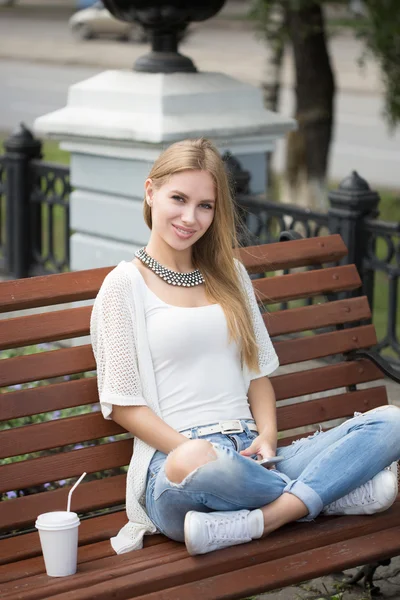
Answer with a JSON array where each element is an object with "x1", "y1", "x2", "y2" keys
[{"x1": 1, "y1": 6, "x2": 399, "y2": 190}]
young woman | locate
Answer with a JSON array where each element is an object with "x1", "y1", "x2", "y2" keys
[{"x1": 90, "y1": 138, "x2": 400, "y2": 556}]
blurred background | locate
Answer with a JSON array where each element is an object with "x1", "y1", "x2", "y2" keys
[
  {"x1": 1, "y1": 0, "x2": 399, "y2": 195},
  {"x1": 1, "y1": 0, "x2": 400, "y2": 361}
]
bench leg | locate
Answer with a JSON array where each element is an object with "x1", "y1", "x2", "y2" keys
[{"x1": 338, "y1": 558, "x2": 391, "y2": 596}]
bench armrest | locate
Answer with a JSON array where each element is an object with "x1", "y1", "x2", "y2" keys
[{"x1": 346, "y1": 349, "x2": 400, "y2": 385}]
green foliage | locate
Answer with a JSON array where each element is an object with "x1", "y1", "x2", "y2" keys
[
  {"x1": 358, "y1": 0, "x2": 400, "y2": 127},
  {"x1": 251, "y1": 0, "x2": 400, "y2": 128}
]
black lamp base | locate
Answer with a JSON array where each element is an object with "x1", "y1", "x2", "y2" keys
[{"x1": 134, "y1": 51, "x2": 197, "y2": 74}]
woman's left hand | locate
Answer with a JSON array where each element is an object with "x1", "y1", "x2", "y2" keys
[{"x1": 240, "y1": 435, "x2": 276, "y2": 467}]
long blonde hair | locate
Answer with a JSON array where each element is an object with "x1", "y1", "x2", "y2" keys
[{"x1": 143, "y1": 138, "x2": 260, "y2": 374}]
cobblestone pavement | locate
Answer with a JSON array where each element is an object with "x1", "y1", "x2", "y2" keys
[{"x1": 253, "y1": 555, "x2": 400, "y2": 599}]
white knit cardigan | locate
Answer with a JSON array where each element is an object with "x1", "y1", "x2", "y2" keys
[{"x1": 90, "y1": 258, "x2": 279, "y2": 554}]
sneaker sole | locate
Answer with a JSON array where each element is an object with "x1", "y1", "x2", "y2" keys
[{"x1": 184, "y1": 511, "x2": 197, "y2": 556}]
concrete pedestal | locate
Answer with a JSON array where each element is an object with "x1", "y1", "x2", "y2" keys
[{"x1": 34, "y1": 70, "x2": 295, "y2": 271}]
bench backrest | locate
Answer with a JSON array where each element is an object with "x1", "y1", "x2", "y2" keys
[{"x1": 0, "y1": 235, "x2": 386, "y2": 536}]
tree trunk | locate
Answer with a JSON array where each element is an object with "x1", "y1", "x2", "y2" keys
[
  {"x1": 260, "y1": 3, "x2": 286, "y2": 198},
  {"x1": 282, "y1": 2, "x2": 335, "y2": 211}
]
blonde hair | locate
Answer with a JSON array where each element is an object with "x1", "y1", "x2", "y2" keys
[{"x1": 143, "y1": 138, "x2": 260, "y2": 374}]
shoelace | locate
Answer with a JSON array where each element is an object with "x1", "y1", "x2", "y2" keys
[
  {"x1": 330, "y1": 480, "x2": 374, "y2": 510},
  {"x1": 205, "y1": 513, "x2": 249, "y2": 546}
]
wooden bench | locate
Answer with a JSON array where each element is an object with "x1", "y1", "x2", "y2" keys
[{"x1": 1, "y1": 233, "x2": 400, "y2": 600}]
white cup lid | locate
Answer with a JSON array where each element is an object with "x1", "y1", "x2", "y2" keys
[{"x1": 36, "y1": 511, "x2": 80, "y2": 531}]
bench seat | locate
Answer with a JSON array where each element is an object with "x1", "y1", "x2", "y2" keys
[{"x1": 1, "y1": 234, "x2": 399, "y2": 600}]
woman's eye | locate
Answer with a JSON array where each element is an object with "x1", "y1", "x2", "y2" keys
[
  {"x1": 201, "y1": 203, "x2": 213, "y2": 210},
  {"x1": 172, "y1": 195, "x2": 184, "y2": 202}
]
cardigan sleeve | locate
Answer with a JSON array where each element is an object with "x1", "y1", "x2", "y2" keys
[
  {"x1": 90, "y1": 267, "x2": 147, "y2": 421},
  {"x1": 235, "y1": 258, "x2": 279, "y2": 381}
]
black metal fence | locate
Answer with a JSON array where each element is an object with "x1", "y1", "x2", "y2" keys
[
  {"x1": 1, "y1": 124, "x2": 70, "y2": 279},
  {"x1": 1, "y1": 126, "x2": 399, "y2": 363}
]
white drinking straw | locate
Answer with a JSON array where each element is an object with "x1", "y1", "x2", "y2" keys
[{"x1": 67, "y1": 472, "x2": 87, "y2": 513}]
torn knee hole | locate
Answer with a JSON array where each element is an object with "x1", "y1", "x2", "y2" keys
[{"x1": 164, "y1": 440, "x2": 218, "y2": 485}]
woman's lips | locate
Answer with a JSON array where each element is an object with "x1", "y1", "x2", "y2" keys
[{"x1": 172, "y1": 224, "x2": 196, "y2": 238}]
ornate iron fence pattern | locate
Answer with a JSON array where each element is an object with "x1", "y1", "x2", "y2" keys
[
  {"x1": 237, "y1": 194, "x2": 330, "y2": 246},
  {"x1": 1, "y1": 126, "x2": 399, "y2": 364},
  {"x1": 362, "y1": 219, "x2": 400, "y2": 363},
  {"x1": 30, "y1": 160, "x2": 71, "y2": 276}
]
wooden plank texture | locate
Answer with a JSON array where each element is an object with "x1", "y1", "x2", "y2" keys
[
  {"x1": 265, "y1": 296, "x2": 371, "y2": 337},
  {"x1": 0, "y1": 378, "x2": 99, "y2": 422},
  {"x1": 1, "y1": 360, "x2": 383, "y2": 423},
  {"x1": 0, "y1": 296, "x2": 372, "y2": 352},
  {"x1": 238, "y1": 235, "x2": 347, "y2": 273},
  {"x1": 0, "y1": 413, "x2": 124, "y2": 459},
  {"x1": 0, "y1": 345, "x2": 95, "y2": 388},
  {"x1": 273, "y1": 359, "x2": 383, "y2": 401},
  {"x1": 277, "y1": 386, "x2": 386, "y2": 431},
  {"x1": 275, "y1": 325, "x2": 377, "y2": 365},
  {"x1": 0, "y1": 306, "x2": 91, "y2": 351},
  {"x1": 0, "y1": 267, "x2": 111, "y2": 313},
  {"x1": 0, "y1": 325, "x2": 377, "y2": 389},
  {"x1": 0, "y1": 474, "x2": 126, "y2": 532},
  {"x1": 0, "y1": 511, "x2": 129, "y2": 565},
  {"x1": 130, "y1": 526, "x2": 400, "y2": 600},
  {"x1": 3, "y1": 505, "x2": 399, "y2": 600},
  {"x1": 0, "y1": 439, "x2": 132, "y2": 495},
  {"x1": 0, "y1": 235, "x2": 346, "y2": 314},
  {"x1": 253, "y1": 265, "x2": 361, "y2": 304}
]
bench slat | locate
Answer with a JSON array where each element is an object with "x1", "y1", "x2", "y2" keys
[
  {"x1": 239, "y1": 234, "x2": 347, "y2": 273},
  {"x1": 0, "y1": 295, "x2": 371, "y2": 353},
  {"x1": 0, "y1": 413, "x2": 124, "y2": 459},
  {"x1": 7, "y1": 506, "x2": 399, "y2": 600},
  {"x1": 0, "y1": 536, "x2": 173, "y2": 586},
  {"x1": 1, "y1": 386, "x2": 385, "y2": 460},
  {"x1": 0, "y1": 267, "x2": 111, "y2": 314},
  {"x1": 0, "y1": 474, "x2": 126, "y2": 532},
  {"x1": 0, "y1": 512, "x2": 165, "y2": 567},
  {"x1": 0, "y1": 306, "x2": 91, "y2": 351},
  {"x1": 273, "y1": 359, "x2": 382, "y2": 401},
  {"x1": 254, "y1": 264, "x2": 361, "y2": 304},
  {"x1": 0, "y1": 345, "x2": 95, "y2": 387},
  {"x1": 0, "y1": 378, "x2": 98, "y2": 422},
  {"x1": 265, "y1": 296, "x2": 371, "y2": 337},
  {"x1": 131, "y1": 525, "x2": 400, "y2": 600},
  {"x1": 276, "y1": 325, "x2": 377, "y2": 365},
  {"x1": 0, "y1": 439, "x2": 132, "y2": 494},
  {"x1": 277, "y1": 386, "x2": 386, "y2": 432},
  {"x1": 0, "y1": 325, "x2": 376, "y2": 388},
  {"x1": 0, "y1": 236, "x2": 346, "y2": 314},
  {"x1": 0, "y1": 359, "x2": 383, "y2": 423},
  {"x1": 1, "y1": 387, "x2": 385, "y2": 496}
]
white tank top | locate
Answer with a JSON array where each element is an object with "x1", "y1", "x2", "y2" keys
[{"x1": 143, "y1": 282, "x2": 253, "y2": 432}]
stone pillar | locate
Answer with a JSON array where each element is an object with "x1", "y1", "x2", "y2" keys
[{"x1": 34, "y1": 70, "x2": 295, "y2": 271}]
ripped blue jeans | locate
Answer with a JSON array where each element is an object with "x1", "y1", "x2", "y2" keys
[{"x1": 145, "y1": 406, "x2": 400, "y2": 542}]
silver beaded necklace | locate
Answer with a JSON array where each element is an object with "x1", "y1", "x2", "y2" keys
[{"x1": 135, "y1": 247, "x2": 205, "y2": 287}]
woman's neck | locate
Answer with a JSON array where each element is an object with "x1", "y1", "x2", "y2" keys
[{"x1": 145, "y1": 239, "x2": 195, "y2": 273}]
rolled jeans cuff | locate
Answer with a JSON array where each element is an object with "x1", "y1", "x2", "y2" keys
[{"x1": 283, "y1": 479, "x2": 323, "y2": 520}]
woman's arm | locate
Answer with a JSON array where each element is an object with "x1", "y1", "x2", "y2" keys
[
  {"x1": 112, "y1": 405, "x2": 189, "y2": 454},
  {"x1": 240, "y1": 375, "x2": 278, "y2": 461},
  {"x1": 247, "y1": 376, "x2": 277, "y2": 452}
]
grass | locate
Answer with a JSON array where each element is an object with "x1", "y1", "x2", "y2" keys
[{"x1": 0, "y1": 135, "x2": 70, "y2": 165}]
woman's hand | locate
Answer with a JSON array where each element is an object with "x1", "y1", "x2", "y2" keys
[{"x1": 240, "y1": 435, "x2": 277, "y2": 468}]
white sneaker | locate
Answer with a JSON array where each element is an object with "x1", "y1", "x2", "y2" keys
[
  {"x1": 323, "y1": 470, "x2": 398, "y2": 516},
  {"x1": 184, "y1": 509, "x2": 252, "y2": 556}
]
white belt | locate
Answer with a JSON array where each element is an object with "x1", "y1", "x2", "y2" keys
[{"x1": 180, "y1": 419, "x2": 258, "y2": 440}]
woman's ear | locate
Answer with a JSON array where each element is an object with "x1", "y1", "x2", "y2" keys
[{"x1": 144, "y1": 178, "x2": 153, "y2": 206}]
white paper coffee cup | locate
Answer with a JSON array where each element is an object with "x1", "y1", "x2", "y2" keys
[{"x1": 35, "y1": 511, "x2": 80, "y2": 577}]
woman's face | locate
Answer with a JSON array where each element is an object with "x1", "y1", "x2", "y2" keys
[{"x1": 146, "y1": 170, "x2": 216, "y2": 250}]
